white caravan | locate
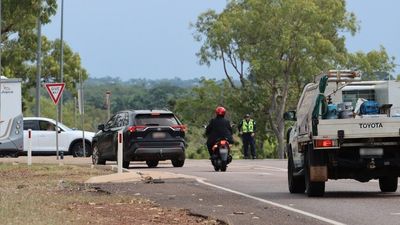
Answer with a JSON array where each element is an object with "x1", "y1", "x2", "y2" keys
[{"x1": 0, "y1": 77, "x2": 23, "y2": 156}]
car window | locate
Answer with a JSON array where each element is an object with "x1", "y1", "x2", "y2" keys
[
  {"x1": 122, "y1": 112, "x2": 129, "y2": 126},
  {"x1": 134, "y1": 114, "x2": 179, "y2": 126},
  {"x1": 106, "y1": 115, "x2": 117, "y2": 128},
  {"x1": 115, "y1": 113, "x2": 127, "y2": 127},
  {"x1": 39, "y1": 121, "x2": 56, "y2": 131},
  {"x1": 23, "y1": 120, "x2": 38, "y2": 130}
]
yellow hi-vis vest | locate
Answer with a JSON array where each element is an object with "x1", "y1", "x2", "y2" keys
[{"x1": 242, "y1": 119, "x2": 254, "y2": 133}]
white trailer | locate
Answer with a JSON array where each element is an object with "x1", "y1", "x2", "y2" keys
[
  {"x1": 285, "y1": 70, "x2": 400, "y2": 197},
  {"x1": 0, "y1": 77, "x2": 23, "y2": 157}
]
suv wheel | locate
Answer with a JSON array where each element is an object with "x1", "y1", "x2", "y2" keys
[
  {"x1": 171, "y1": 159, "x2": 185, "y2": 167},
  {"x1": 146, "y1": 160, "x2": 159, "y2": 168},
  {"x1": 92, "y1": 144, "x2": 106, "y2": 165}
]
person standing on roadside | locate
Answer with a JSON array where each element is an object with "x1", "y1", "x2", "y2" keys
[{"x1": 239, "y1": 114, "x2": 256, "y2": 159}]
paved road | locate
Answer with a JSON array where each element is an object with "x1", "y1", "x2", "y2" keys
[{"x1": 130, "y1": 159, "x2": 400, "y2": 225}]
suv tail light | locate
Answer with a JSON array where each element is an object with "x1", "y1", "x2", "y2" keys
[
  {"x1": 171, "y1": 125, "x2": 187, "y2": 132},
  {"x1": 128, "y1": 126, "x2": 146, "y2": 133}
]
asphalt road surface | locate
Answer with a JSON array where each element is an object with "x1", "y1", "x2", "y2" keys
[{"x1": 128, "y1": 159, "x2": 400, "y2": 225}]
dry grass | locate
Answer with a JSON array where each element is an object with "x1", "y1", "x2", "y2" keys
[
  {"x1": 0, "y1": 163, "x2": 115, "y2": 225},
  {"x1": 0, "y1": 163, "x2": 223, "y2": 225}
]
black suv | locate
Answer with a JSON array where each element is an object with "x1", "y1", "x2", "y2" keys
[{"x1": 92, "y1": 110, "x2": 186, "y2": 168}]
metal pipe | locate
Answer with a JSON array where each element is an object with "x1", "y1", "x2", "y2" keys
[
  {"x1": 58, "y1": 0, "x2": 64, "y2": 122},
  {"x1": 36, "y1": 10, "x2": 42, "y2": 117}
]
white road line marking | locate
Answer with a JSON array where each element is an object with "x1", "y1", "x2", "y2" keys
[
  {"x1": 390, "y1": 212, "x2": 400, "y2": 216},
  {"x1": 197, "y1": 178, "x2": 346, "y2": 225}
]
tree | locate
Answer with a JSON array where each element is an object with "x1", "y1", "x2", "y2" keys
[
  {"x1": 1, "y1": 1, "x2": 88, "y2": 111},
  {"x1": 193, "y1": 0, "x2": 395, "y2": 158}
]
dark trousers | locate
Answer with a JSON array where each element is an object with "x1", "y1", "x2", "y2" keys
[{"x1": 242, "y1": 133, "x2": 256, "y2": 158}]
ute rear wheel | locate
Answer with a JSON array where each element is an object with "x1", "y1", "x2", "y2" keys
[
  {"x1": 288, "y1": 148, "x2": 305, "y2": 193},
  {"x1": 379, "y1": 176, "x2": 398, "y2": 192},
  {"x1": 305, "y1": 149, "x2": 325, "y2": 197},
  {"x1": 146, "y1": 160, "x2": 159, "y2": 168}
]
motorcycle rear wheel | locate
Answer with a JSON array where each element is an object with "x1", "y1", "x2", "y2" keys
[{"x1": 220, "y1": 161, "x2": 227, "y2": 172}]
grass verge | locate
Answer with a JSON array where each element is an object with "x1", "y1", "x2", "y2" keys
[{"x1": 0, "y1": 163, "x2": 222, "y2": 225}]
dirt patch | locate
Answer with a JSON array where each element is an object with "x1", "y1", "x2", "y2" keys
[{"x1": 0, "y1": 163, "x2": 224, "y2": 225}]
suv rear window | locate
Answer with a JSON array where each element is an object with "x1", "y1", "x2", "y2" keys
[{"x1": 134, "y1": 114, "x2": 179, "y2": 126}]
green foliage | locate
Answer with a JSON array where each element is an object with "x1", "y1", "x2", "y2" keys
[
  {"x1": 174, "y1": 78, "x2": 226, "y2": 126},
  {"x1": 184, "y1": 127, "x2": 209, "y2": 159},
  {"x1": 1, "y1": 1, "x2": 87, "y2": 108},
  {"x1": 193, "y1": 0, "x2": 396, "y2": 158},
  {"x1": 346, "y1": 46, "x2": 396, "y2": 80},
  {"x1": 84, "y1": 78, "x2": 190, "y2": 116}
]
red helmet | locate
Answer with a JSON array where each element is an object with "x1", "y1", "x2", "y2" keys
[{"x1": 215, "y1": 106, "x2": 226, "y2": 116}]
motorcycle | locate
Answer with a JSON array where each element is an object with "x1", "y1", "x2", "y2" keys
[{"x1": 211, "y1": 138, "x2": 232, "y2": 172}]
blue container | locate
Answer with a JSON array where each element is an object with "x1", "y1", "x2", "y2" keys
[
  {"x1": 360, "y1": 101, "x2": 379, "y2": 115},
  {"x1": 324, "y1": 104, "x2": 338, "y2": 119}
]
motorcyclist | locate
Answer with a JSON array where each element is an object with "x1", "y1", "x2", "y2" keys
[{"x1": 205, "y1": 106, "x2": 234, "y2": 157}]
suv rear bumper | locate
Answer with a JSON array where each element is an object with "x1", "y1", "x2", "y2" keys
[{"x1": 126, "y1": 147, "x2": 185, "y2": 161}]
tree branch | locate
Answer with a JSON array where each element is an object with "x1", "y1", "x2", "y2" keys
[{"x1": 221, "y1": 50, "x2": 237, "y2": 89}]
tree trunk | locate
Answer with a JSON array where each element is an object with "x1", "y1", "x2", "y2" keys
[
  {"x1": 276, "y1": 128, "x2": 285, "y2": 159},
  {"x1": 268, "y1": 70, "x2": 291, "y2": 159}
]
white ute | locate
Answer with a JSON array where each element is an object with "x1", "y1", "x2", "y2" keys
[{"x1": 285, "y1": 70, "x2": 400, "y2": 196}]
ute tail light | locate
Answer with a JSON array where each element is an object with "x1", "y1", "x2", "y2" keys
[
  {"x1": 171, "y1": 125, "x2": 187, "y2": 132},
  {"x1": 128, "y1": 126, "x2": 146, "y2": 133},
  {"x1": 314, "y1": 139, "x2": 337, "y2": 148}
]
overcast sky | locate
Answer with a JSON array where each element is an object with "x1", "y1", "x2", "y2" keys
[{"x1": 43, "y1": 0, "x2": 400, "y2": 80}]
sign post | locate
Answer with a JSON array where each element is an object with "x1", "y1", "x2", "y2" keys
[
  {"x1": 117, "y1": 130, "x2": 123, "y2": 173},
  {"x1": 27, "y1": 129, "x2": 32, "y2": 166},
  {"x1": 45, "y1": 83, "x2": 65, "y2": 160}
]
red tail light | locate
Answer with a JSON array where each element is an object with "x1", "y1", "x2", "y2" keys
[
  {"x1": 220, "y1": 140, "x2": 227, "y2": 145},
  {"x1": 128, "y1": 126, "x2": 146, "y2": 133},
  {"x1": 315, "y1": 139, "x2": 334, "y2": 148},
  {"x1": 171, "y1": 125, "x2": 187, "y2": 132}
]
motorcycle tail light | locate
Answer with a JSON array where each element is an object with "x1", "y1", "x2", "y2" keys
[{"x1": 220, "y1": 140, "x2": 227, "y2": 145}]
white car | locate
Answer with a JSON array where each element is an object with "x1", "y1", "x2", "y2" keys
[{"x1": 23, "y1": 117, "x2": 95, "y2": 157}]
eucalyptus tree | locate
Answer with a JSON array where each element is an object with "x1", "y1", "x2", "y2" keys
[
  {"x1": 1, "y1": 0, "x2": 87, "y2": 108},
  {"x1": 193, "y1": 0, "x2": 395, "y2": 158}
]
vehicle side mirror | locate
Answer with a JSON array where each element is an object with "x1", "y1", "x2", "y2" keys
[
  {"x1": 283, "y1": 111, "x2": 296, "y2": 121},
  {"x1": 57, "y1": 127, "x2": 62, "y2": 133},
  {"x1": 98, "y1": 124, "x2": 105, "y2": 131}
]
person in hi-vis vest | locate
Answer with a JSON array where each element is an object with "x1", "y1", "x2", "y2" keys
[{"x1": 239, "y1": 114, "x2": 256, "y2": 159}]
